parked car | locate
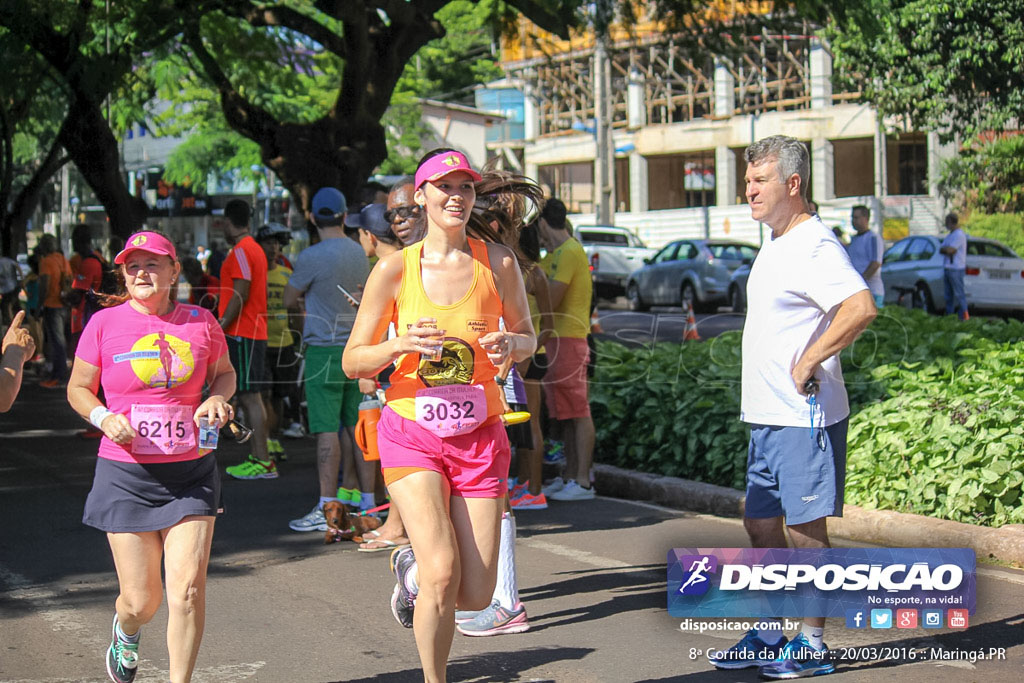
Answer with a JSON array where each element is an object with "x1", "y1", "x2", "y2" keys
[
  {"x1": 626, "y1": 239, "x2": 758, "y2": 312},
  {"x1": 728, "y1": 263, "x2": 752, "y2": 313},
  {"x1": 576, "y1": 225, "x2": 656, "y2": 299},
  {"x1": 881, "y1": 235, "x2": 1024, "y2": 313}
]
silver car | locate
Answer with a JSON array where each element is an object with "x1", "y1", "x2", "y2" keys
[
  {"x1": 881, "y1": 235, "x2": 1024, "y2": 313},
  {"x1": 626, "y1": 239, "x2": 758, "y2": 312}
]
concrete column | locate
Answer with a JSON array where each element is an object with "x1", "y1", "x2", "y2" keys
[
  {"x1": 629, "y1": 151, "x2": 648, "y2": 213},
  {"x1": 809, "y1": 38, "x2": 832, "y2": 109},
  {"x1": 715, "y1": 145, "x2": 736, "y2": 207},
  {"x1": 523, "y1": 79, "x2": 539, "y2": 141},
  {"x1": 627, "y1": 67, "x2": 646, "y2": 129},
  {"x1": 713, "y1": 58, "x2": 734, "y2": 117},
  {"x1": 874, "y1": 123, "x2": 888, "y2": 198},
  {"x1": 926, "y1": 131, "x2": 942, "y2": 198},
  {"x1": 811, "y1": 137, "x2": 834, "y2": 202},
  {"x1": 526, "y1": 160, "x2": 540, "y2": 191}
]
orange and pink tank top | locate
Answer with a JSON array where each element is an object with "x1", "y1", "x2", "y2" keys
[{"x1": 386, "y1": 238, "x2": 504, "y2": 422}]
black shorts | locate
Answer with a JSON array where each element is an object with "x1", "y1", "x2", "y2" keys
[
  {"x1": 227, "y1": 336, "x2": 266, "y2": 394},
  {"x1": 264, "y1": 343, "x2": 300, "y2": 398},
  {"x1": 83, "y1": 453, "x2": 221, "y2": 533},
  {"x1": 522, "y1": 353, "x2": 549, "y2": 381}
]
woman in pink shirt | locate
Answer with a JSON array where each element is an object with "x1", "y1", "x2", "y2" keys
[{"x1": 67, "y1": 230, "x2": 235, "y2": 683}]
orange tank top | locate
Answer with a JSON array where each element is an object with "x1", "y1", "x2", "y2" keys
[{"x1": 386, "y1": 238, "x2": 504, "y2": 422}]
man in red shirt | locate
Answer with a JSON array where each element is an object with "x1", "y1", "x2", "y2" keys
[{"x1": 218, "y1": 199, "x2": 274, "y2": 480}]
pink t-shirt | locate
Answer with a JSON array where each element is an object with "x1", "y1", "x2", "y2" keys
[{"x1": 76, "y1": 302, "x2": 228, "y2": 464}]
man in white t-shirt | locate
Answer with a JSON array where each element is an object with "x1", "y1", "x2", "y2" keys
[
  {"x1": 939, "y1": 213, "x2": 967, "y2": 320},
  {"x1": 846, "y1": 205, "x2": 884, "y2": 307},
  {"x1": 708, "y1": 136, "x2": 876, "y2": 679}
]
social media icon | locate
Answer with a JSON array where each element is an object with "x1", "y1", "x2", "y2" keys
[
  {"x1": 922, "y1": 610, "x2": 943, "y2": 628},
  {"x1": 870, "y1": 609, "x2": 892, "y2": 629},
  {"x1": 948, "y1": 609, "x2": 968, "y2": 629},
  {"x1": 896, "y1": 609, "x2": 918, "y2": 628},
  {"x1": 845, "y1": 609, "x2": 866, "y2": 629}
]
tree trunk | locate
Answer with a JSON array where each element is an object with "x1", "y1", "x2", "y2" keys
[
  {"x1": 56, "y1": 92, "x2": 148, "y2": 241},
  {"x1": 1, "y1": 143, "x2": 67, "y2": 257},
  {"x1": 260, "y1": 115, "x2": 388, "y2": 217}
]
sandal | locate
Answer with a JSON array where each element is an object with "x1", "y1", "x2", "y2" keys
[{"x1": 357, "y1": 530, "x2": 410, "y2": 553}]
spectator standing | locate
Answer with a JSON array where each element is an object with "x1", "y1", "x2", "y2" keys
[
  {"x1": 218, "y1": 199, "x2": 274, "y2": 480},
  {"x1": 347, "y1": 202, "x2": 401, "y2": 262},
  {"x1": 255, "y1": 223, "x2": 301, "y2": 462},
  {"x1": 536, "y1": 198, "x2": 596, "y2": 501},
  {"x1": 284, "y1": 188, "x2": 370, "y2": 531},
  {"x1": 846, "y1": 205, "x2": 885, "y2": 307},
  {"x1": 939, "y1": 212, "x2": 968, "y2": 320},
  {"x1": 1, "y1": 311, "x2": 36, "y2": 411},
  {"x1": 707, "y1": 135, "x2": 876, "y2": 678},
  {"x1": 181, "y1": 257, "x2": 220, "y2": 312},
  {"x1": 196, "y1": 245, "x2": 210, "y2": 271},
  {"x1": 37, "y1": 234, "x2": 72, "y2": 388}
]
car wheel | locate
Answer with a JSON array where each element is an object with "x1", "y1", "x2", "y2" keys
[
  {"x1": 914, "y1": 282, "x2": 935, "y2": 314},
  {"x1": 681, "y1": 281, "x2": 700, "y2": 312},
  {"x1": 729, "y1": 284, "x2": 745, "y2": 314},
  {"x1": 627, "y1": 282, "x2": 648, "y2": 312}
]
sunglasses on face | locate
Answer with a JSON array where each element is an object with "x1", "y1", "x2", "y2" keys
[{"x1": 384, "y1": 205, "x2": 420, "y2": 223}]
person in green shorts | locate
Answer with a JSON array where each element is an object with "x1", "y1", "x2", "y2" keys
[{"x1": 283, "y1": 188, "x2": 371, "y2": 532}]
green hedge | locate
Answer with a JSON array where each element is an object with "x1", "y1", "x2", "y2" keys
[
  {"x1": 590, "y1": 307, "x2": 1024, "y2": 526},
  {"x1": 963, "y1": 213, "x2": 1024, "y2": 257}
]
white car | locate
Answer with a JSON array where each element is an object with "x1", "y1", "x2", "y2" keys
[{"x1": 881, "y1": 235, "x2": 1024, "y2": 313}]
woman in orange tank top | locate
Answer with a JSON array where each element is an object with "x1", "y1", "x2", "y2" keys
[{"x1": 342, "y1": 149, "x2": 536, "y2": 682}]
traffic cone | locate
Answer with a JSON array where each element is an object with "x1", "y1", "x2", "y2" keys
[
  {"x1": 590, "y1": 309, "x2": 603, "y2": 334},
  {"x1": 683, "y1": 299, "x2": 701, "y2": 341}
]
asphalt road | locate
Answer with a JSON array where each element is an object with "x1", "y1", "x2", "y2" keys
[
  {"x1": 594, "y1": 300, "x2": 745, "y2": 347},
  {"x1": 2, "y1": 379, "x2": 1023, "y2": 683}
]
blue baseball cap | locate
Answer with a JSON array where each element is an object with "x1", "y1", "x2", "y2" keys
[
  {"x1": 344, "y1": 203, "x2": 394, "y2": 239},
  {"x1": 311, "y1": 187, "x2": 347, "y2": 225}
]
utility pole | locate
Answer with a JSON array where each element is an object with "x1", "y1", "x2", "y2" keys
[{"x1": 593, "y1": 0, "x2": 615, "y2": 225}]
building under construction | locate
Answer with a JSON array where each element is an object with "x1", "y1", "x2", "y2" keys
[{"x1": 479, "y1": 5, "x2": 950, "y2": 246}]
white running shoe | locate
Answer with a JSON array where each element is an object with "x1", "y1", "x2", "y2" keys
[
  {"x1": 282, "y1": 422, "x2": 306, "y2": 438},
  {"x1": 288, "y1": 505, "x2": 327, "y2": 532},
  {"x1": 541, "y1": 478, "x2": 567, "y2": 496},
  {"x1": 549, "y1": 480, "x2": 596, "y2": 501}
]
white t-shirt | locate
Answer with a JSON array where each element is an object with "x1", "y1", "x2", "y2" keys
[
  {"x1": 940, "y1": 228, "x2": 967, "y2": 269},
  {"x1": 741, "y1": 217, "x2": 868, "y2": 427}
]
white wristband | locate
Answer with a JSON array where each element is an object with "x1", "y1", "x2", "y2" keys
[{"x1": 89, "y1": 406, "x2": 115, "y2": 430}]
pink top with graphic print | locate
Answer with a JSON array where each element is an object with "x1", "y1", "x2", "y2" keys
[{"x1": 75, "y1": 302, "x2": 228, "y2": 463}]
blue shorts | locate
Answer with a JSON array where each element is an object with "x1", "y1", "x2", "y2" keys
[{"x1": 744, "y1": 418, "x2": 848, "y2": 526}]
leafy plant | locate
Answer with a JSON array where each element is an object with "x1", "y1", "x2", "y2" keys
[{"x1": 591, "y1": 307, "x2": 1024, "y2": 526}]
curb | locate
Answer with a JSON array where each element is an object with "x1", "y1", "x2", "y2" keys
[{"x1": 593, "y1": 463, "x2": 1024, "y2": 567}]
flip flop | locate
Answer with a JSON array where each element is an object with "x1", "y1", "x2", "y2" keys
[{"x1": 357, "y1": 530, "x2": 410, "y2": 553}]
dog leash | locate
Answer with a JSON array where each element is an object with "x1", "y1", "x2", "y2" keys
[{"x1": 356, "y1": 502, "x2": 391, "y2": 517}]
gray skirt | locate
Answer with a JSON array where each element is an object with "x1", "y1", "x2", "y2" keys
[{"x1": 83, "y1": 453, "x2": 221, "y2": 533}]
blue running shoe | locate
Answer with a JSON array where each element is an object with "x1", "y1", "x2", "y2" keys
[
  {"x1": 759, "y1": 633, "x2": 835, "y2": 679},
  {"x1": 708, "y1": 629, "x2": 788, "y2": 670},
  {"x1": 543, "y1": 440, "x2": 565, "y2": 465}
]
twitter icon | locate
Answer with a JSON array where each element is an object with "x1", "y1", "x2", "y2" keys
[{"x1": 870, "y1": 609, "x2": 892, "y2": 629}]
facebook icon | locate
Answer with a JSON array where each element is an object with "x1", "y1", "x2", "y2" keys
[{"x1": 845, "y1": 609, "x2": 866, "y2": 629}]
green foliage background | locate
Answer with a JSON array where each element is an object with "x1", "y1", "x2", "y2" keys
[
  {"x1": 590, "y1": 307, "x2": 1024, "y2": 526},
  {"x1": 962, "y1": 213, "x2": 1024, "y2": 258}
]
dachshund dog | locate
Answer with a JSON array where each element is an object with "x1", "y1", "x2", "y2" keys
[{"x1": 323, "y1": 500, "x2": 383, "y2": 544}]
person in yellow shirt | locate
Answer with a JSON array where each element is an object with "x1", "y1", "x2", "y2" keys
[
  {"x1": 536, "y1": 198, "x2": 596, "y2": 501},
  {"x1": 256, "y1": 223, "x2": 301, "y2": 461}
]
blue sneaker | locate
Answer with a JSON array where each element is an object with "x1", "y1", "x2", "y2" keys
[
  {"x1": 759, "y1": 633, "x2": 835, "y2": 679},
  {"x1": 543, "y1": 440, "x2": 565, "y2": 465},
  {"x1": 708, "y1": 629, "x2": 788, "y2": 670}
]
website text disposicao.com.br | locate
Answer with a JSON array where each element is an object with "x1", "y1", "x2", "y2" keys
[{"x1": 678, "y1": 618, "x2": 801, "y2": 633}]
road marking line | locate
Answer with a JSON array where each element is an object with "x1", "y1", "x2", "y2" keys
[
  {"x1": 519, "y1": 538, "x2": 632, "y2": 570},
  {"x1": 0, "y1": 428, "x2": 83, "y2": 439}
]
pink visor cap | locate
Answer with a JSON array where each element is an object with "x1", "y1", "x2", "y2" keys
[
  {"x1": 414, "y1": 151, "x2": 482, "y2": 189},
  {"x1": 114, "y1": 231, "x2": 178, "y2": 264}
]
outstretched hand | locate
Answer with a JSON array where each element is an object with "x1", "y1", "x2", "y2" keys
[{"x1": 2, "y1": 311, "x2": 35, "y2": 362}]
